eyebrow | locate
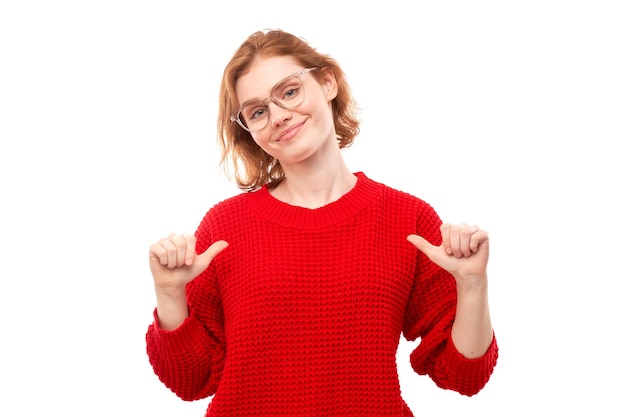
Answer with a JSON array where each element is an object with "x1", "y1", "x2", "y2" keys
[{"x1": 239, "y1": 69, "x2": 304, "y2": 103}]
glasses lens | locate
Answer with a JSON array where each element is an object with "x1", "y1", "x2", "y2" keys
[
  {"x1": 271, "y1": 76, "x2": 304, "y2": 108},
  {"x1": 236, "y1": 74, "x2": 306, "y2": 132},
  {"x1": 239, "y1": 102, "x2": 268, "y2": 132}
]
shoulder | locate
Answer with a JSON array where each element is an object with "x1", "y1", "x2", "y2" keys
[
  {"x1": 360, "y1": 172, "x2": 436, "y2": 214},
  {"x1": 211, "y1": 189, "x2": 257, "y2": 212},
  {"x1": 361, "y1": 172, "x2": 443, "y2": 235},
  {"x1": 193, "y1": 189, "x2": 261, "y2": 242},
  {"x1": 198, "y1": 189, "x2": 262, "y2": 227}
]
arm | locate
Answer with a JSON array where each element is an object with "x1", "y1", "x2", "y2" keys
[
  {"x1": 146, "y1": 233, "x2": 229, "y2": 400},
  {"x1": 406, "y1": 222, "x2": 498, "y2": 396},
  {"x1": 408, "y1": 223, "x2": 492, "y2": 357},
  {"x1": 409, "y1": 223, "x2": 492, "y2": 358}
]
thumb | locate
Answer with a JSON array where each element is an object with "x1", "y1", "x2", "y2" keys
[
  {"x1": 407, "y1": 234, "x2": 437, "y2": 258},
  {"x1": 193, "y1": 240, "x2": 229, "y2": 273}
]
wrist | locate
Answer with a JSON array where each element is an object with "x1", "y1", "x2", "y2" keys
[
  {"x1": 454, "y1": 273, "x2": 488, "y2": 291},
  {"x1": 154, "y1": 282, "x2": 187, "y2": 299}
]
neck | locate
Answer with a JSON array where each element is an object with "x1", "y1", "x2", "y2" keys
[{"x1": 271, "y1": 154, "x2": 356, "y2": 209}]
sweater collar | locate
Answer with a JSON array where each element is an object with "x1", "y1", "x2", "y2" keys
[{"x1": 249, "y1": 172, "x2": 380, "y2": 229}]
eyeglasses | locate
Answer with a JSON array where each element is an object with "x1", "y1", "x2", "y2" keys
[{"x1": 230, "y1": 67, "x2": 318, "y2": 133}]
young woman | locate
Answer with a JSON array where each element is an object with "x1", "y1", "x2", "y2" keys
[{"x1": 146, "y1": 29, "x2": 498, "y2": 416}]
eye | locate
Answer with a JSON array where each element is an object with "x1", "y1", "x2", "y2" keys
[
  {"x1": 274, "y1": 79, "x2": 301, "y2": 102},
  {"x1": 250, "y1": 107, "x2": 267, "y2": 120},
  {"x1": 243, "y1": 102, "x2": 268, "y2": 121},
  {"x1": 284, "y1": 87, "x2": 299, "y2": 100}
]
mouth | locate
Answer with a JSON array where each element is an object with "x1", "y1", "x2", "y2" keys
[{"x1": 275, "y1": 121, "x2": 304, "y2": 142}]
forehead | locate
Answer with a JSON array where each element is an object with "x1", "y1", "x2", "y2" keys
[{"x1": 235, "y1": 56, "x2": 304, "y2": 103}]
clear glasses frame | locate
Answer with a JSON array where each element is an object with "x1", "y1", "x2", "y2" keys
[{"x1": 230, "y1": 67, "x2": 319, "y2": 133}]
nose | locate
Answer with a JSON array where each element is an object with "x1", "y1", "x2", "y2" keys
[{"x1": 268, "y1": 100, "x2": 292, "y2": 127}]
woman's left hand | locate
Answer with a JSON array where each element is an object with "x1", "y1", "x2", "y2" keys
[{"x1": 407, "y1": 223, "x2": 489, "y2": 283}]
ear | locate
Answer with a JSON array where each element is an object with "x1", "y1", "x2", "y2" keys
[{"x1": 320, "y1": 69, "x2": 338, "y2": 100}]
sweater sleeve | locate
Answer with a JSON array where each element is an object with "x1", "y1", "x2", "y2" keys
[
  {"x1": 403, "y1": 204, "x2": 498, "y2": 396},
  {"x1": 145, "y1": 215, "x2": 226, "y2": 401}
]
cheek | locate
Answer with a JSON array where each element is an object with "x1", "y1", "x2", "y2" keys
[
  {"x1": 250, "y1": 133, "x2": 268, "y2": 149},
  {"x1": 305, "y1": 92, "x2": 334, "y2": 124},
  {"x1": 250, "y1": 132, "x2": 277, "y2": 155},
  {"x1": 315, "y1": 100, "x2": 336, "y2": 130}
]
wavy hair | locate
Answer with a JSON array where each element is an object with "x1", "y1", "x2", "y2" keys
[{"x1": 217, "y1": 29, "x2": 360, "y2": 191}]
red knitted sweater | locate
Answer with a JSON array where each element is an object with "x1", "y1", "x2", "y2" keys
[{"x1": 146, "y1": 172, "x2": 498, "y2": 416}]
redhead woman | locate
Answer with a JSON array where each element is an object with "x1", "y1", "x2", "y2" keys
[{"x1": 146, "y1": 29, "x2": 498, "y2": 417}]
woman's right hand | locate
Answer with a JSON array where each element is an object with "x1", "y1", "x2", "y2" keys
[
  {"x1": 149, "y1": 234, "x2": 229, "y2": 293},
  {"x1": 148, "y1": 234, "x2": 228, "y2": 330}
]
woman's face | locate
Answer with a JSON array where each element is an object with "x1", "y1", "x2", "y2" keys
[{"x1": 234, "y1": 55, "x2": 338, "y2": 167}]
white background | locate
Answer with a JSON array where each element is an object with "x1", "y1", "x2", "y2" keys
[{"x1": 1, "y1": 1, "x2": 625, "y2": 415}]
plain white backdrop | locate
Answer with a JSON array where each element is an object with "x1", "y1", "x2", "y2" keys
[{"x1": 1, "y1": 1, "x2": 625, "y2": 415}]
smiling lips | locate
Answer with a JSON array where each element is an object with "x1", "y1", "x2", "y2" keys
[{"x1": 275, "y1": 121, "x2": 304, "y2": 142}]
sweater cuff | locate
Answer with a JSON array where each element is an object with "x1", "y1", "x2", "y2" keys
[
  {"x1": 150, "y1": 308, "x2": 202, "y2": 350},
  {"x1": 441, "y1": 333, "x2": 498, "y2": 395}
]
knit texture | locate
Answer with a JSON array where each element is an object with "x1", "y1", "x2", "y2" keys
[{"x1": 146, "y1": 172, "x2": 498, "y2": 416}]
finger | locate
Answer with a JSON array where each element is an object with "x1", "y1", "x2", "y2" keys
[
  {"x1": 449, "y1": 225, "x2": 463, "y2": 258},
  {"x1": 168, "y1": 233, "x2": 189, "y2": 268},
  {"x1": 204, "y1": 240, "x2": 229, "y2": 262},
  {"x1": 439, "y1": 223, "x2": 452, "y2": 255},
  {"x1": 149, "y1": 242, "x2": 168, "y2": 266},
  {"x1": 469, "y1": 229, "x2": 489, "y2": 253},
  {"x1": 182, "y1": 234, "x2": 198, "y2": 266},
  {"x1": 440, "y1": 223, "x2": 454, "y2": 256},
  {"x1": 445, "y1": 223, "x2": 469, "y2": 258},
  {"x1": 407, "y1": 234, "x2": 436, "y2": 258},
  {"x1": 157, "y1": 237, "x2": 179, "y2": 268},
  {"x1": 458, "y1": 225, "x2": 477, "y2": 257},
  {"x1": 195, "y1": 240, "x2": 229, "y2": 272}
]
